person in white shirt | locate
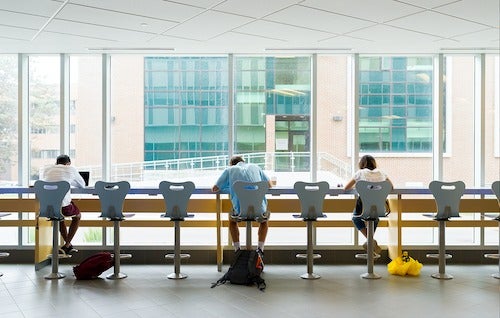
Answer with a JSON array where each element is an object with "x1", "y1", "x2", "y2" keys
[
  {"x1": 42, "y1": 154, "x2": 86, "y2": 256},
  {"x1": 212, "y1": 156, "x2": 273, "y2": 254},
  {"x1": 344, "y1": 155, "x2": 393, "y2": 255}
]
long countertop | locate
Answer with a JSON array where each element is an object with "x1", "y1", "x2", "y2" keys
[{"x1": 0, "y1": 186, "x2": 496, "y2": 196}]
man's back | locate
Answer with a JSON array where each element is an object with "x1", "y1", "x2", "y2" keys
[
  {"x1": 227, "y1": 162, "x2": 263, "y2": 184},
  {"x1": 42, "y1": 164, "x2": 85, "y2": 207}
]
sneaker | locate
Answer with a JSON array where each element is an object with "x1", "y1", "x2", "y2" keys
[
  {"x1": 61, "y1": 245, "x2": 76, "y2": 255},
  {"x1": 68, "y1": 244, "x2": 79, "y2": 253},
  {"x1": 256, "y1": 248, "x2": 264, "y2": 258}
]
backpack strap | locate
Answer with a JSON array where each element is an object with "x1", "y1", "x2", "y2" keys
[{"x1": 254, "y1": 276, "x2": 266, "y2": 291}]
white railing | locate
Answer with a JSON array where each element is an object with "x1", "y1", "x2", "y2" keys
[{"x1": 79, "y1": 152, "x2": 352, "y2": 184}]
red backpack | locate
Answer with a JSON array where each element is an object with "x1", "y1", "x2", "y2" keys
[{"x1": 73, "y1": 252, "x2": 113, "y2": 280}]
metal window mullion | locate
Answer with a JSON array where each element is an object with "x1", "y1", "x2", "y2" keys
[
  {"x1": 228, "y1": 54, "x2": 234, "y2": 158},
  {"x1": 474, "y1": 54, "x2": 486, "y2": 247},
  {"x1": 60, "y1": 53, "x2": 70, "y2": 154},
  {"x1": 102, "y1": 54, "x2": 111, "y2": 246},
  {"x1": 474, "y1": 54, "x2": 485, "y2": 187},
  {"x1": 102, "y1": 54, "x2": 111, "y2": 181},
  {"x1": 432, "y1": 54, "x2": 444, "y2": 181},
  {"x1": 311, "y1": 54, "x2": 318, "y2": 182},
  {"x1": 18, "y1": 54, "x2": 29, "y2": 247},
  {"x1": 352, "y1": 54, "x2": 360, "y2": 173}
]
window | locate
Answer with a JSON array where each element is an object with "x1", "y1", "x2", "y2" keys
[{"x1": 359, "y1": 56, "x2": 433, "y2": 153}]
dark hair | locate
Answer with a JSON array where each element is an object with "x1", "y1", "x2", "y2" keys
[
  {"x1": 358, "y1": 155, "x2": 377, "y2": 170},
  {"x1": 56, "y1": 154, "x2": 71, "y2": 165},
  {"x1": 229, "y1": 156, "x2": 244, "y2": 166}
]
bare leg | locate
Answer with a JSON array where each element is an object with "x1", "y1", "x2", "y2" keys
[
  {"x1": 360, "y1": 227, "x2": 368, "y2": 238},
  {"x1": 65, "y1": 214, "x2": 80, "y2": 247},
  {"x1": 258, "y1": 221, "x2": 268, "y2": 243},
  {"x1": 59, "y1": 220, "x2": 68, "y2": 245},
  {"x1": 229, "y1": 220, "x2": 240, "y2": 246}
]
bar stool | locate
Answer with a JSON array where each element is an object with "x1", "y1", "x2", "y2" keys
[
  {"x1": 34, "y1": 180, "x2": 71, "y2": 279},
  {"x1": 354, "y1": 180, "x2": 392, "y2": 279},
  {"x1": 426, "y1": 180, "x2": 465, "y2": 280},
  {"x1": 159, "y1": 181, "x2": 195, "y2": 280},
  {"x1": 293, "y1": 181, "x2": 329, "y2": 280},
  {"x1": 484, "y1": 180, "x2": 500, "y2": 279},
  {"x1": 0, "y1": 212, "x2": 11, "y2": 277},
  {"x1": 95, "y1": 181, "x2": 133, "y2": 280},
  {"x1": 232, "y1": 181, "x2": 269, "y2": 250}
]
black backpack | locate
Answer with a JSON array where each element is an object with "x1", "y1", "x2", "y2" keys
[
  {"x1": 73, "y1": 252, "x2": 113, "y2": 280},
  {"x1": 211, "y1": 249, "x2": 266, "y2": 291}
]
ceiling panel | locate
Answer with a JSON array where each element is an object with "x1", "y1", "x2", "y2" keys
[
  {"x1": 0, "y1": 10, "x2": 49, "y2": 30},
  {"x1": 235, "y1": 20, "x2": 333, "y2": 42},
  {"x1": 213, "y1": 0, "x2": 297, "y2": 18},
  {"x1": 0, "y1": 0, "x2": 62, "y2": 16},
  {"x1": 386, "y1": 11, "x2": 489, "y2": 38},
  {"x1": 68, "y1": 0, "x2": 204, "y2": 22},
  {"x1": 45, "y1": 20, "x2": 156, "y2": 42},
  {"x1": 163, "y1": 11, "x2": 254, "y2": 41},
  {"x1": 434, "y1": 0, "x2": 500, "y2": 27},
  {"x1": 57, "y1": 4, "x2": 177, "y2": 34},
  {"x1": 264, "y1": 5, "x2": 374, "y2": 34},
  {"x1": 302, "y1": 0, "x2": 422, "y2": 22},
  {"x1": 348, "y1": 24, "x2": 442, "y2": 52}
]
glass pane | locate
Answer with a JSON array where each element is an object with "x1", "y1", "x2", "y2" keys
[
  {"x1": 70, "y1": 55, "x2": 102, "y2": 186},
  {"x1": 442, "y1": 56, "x2": 474, "y2": 186},
  {"x1": 29, "y1": 55, "x2": 60, "y2": 182},
  {"x1": 0, "y1": 55, "x2": 18, "y2": 185}
]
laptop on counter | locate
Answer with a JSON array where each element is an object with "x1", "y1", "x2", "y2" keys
[{"x1": 79, "y1": 171, "x2": 90, "y2": 187}]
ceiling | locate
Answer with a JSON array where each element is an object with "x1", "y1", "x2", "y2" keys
[{"x1": 0, "y1": 0, "x2": 498, "y2": 54}]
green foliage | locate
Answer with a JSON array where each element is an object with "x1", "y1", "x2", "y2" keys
[{"x1": 83, "y1": 228, "x2": 102, "y2": 243}]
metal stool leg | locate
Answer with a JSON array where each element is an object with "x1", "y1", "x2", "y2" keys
[
  {"x1": 427, "y1": 220, "x2": 453, "y2": 280},
  {"x1": 484, "y1": 222, "x2": 500, "y2": 279},
  {"x1": 0, "y1": 252, "x2": 8, "y2": 277},
  {"x1": 45, "y1": 220, "x2": 65, "y2": 280},
  {"x1": 246, "y1": 220, "x2": 252, "y2": 250},
  {"x1": 107, "y1": 220, "x2": 127, "y2": 279},
  {"x1": 361, "y1": 220, "x2": 381, "y2": 279},
  {"x1": 298, "y1": 220, "x2": 320, "y2": 279},
  {"x1": 167, "y1": 220, "x2": 189, "y2": 279}
]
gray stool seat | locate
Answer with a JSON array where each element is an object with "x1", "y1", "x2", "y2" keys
[
  {"x1": 484, "y1": 181, "x2": 500, "y2": 279},
  {"x1": 159, "y1": 181, "x2": 195, "y2": 280},
  {"x1": 293, "y1": 181, "x2": 329, "y2": 280},
  {"x1": 355, "y1": 180, "x2": 392, "y2": 280},
  {"x1": 95, "y1": 181, "x2": 132, "y2": 280},
  {"x1": 34, "y1": 180, "x2": 71, "y2": 279},
  {"x1": 425, "y1": 180, "x2": 465, "y2": 280},
  {"x1": 232, "y1": 181, "x2": 270, "y2": 250}
]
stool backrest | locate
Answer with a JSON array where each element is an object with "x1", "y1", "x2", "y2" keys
[
  {"x1": 492, "y1": 181, "x2": 500, "y2": 203},
  {"x1": 95, "y1": 181, "x2": 130, "y2": 220},
  {"x1": 356, "y1": 180, "x2": 392, "y2": 220},
  {"x1": 159, "y1": 181, "x2": 195, "y2": 220},
  {"x1": 232, "y1": 180, "x2": 269, "y2": 220},
  {"x1": 429, "y1": 180, "x2": 465, "y2": 220},
  {"x1": 294, "y1": 181, "x2": 329, "y2": 220},
  {"x1": 34, "y1": 180, "x2": 70, "y2": 220}
]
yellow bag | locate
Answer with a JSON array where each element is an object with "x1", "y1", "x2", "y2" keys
[{"x1": 387, "y1": 251, "x2": 423, "y2": 276}]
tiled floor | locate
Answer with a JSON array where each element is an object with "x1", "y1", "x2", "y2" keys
[{"x1": 0, "y1": 263, "x2": 498, "y2": 318}]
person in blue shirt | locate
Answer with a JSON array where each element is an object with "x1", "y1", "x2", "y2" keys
[{"x1": 212, "y1": 156, "x2": 273, "y2": 254}]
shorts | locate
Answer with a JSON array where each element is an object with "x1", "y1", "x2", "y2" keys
[
  {"x1": 61, "y1": 201, "x2": 80, "y2": 217},
  {"x1": 230, "y1": 209, "x2": 270, "y2": 223}
]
